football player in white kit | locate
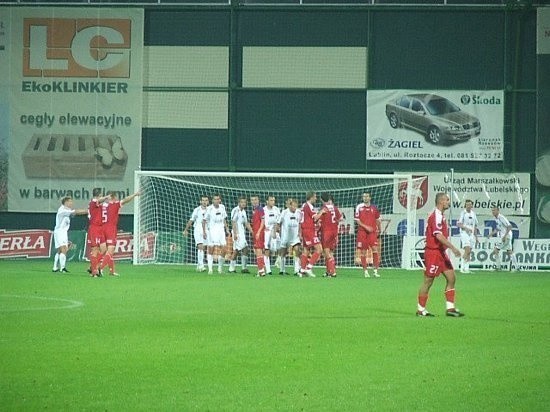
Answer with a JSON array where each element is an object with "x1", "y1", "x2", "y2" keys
[
  {"x1": 457, "y1": 199, "x2": 479, "y2": 273},
  {"x1": 203, "y1": 194, "x2": 229, "y2": 274},
  {"x1": 52, "y1": 196, "x2": 87, "y2": 273},
  {"x1": 487, "y1": 207, "x2": 519, "y2": 271},
  {"x1": 183, "y1": 195, "x2": 209, "y2": 272},
  {"x1": 277, "y1": 198, "x2": 302, "y2": 275},
  {"x1": 257, "y1": 195, "x2": 281, "y2": 275},
  {"x1": 229, "y1": 196, "x2": 253, "y2": 273}
]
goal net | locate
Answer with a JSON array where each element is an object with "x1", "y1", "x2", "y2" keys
[{"x1": 133, "y1": 172, "x2": 425, "y2": 270}]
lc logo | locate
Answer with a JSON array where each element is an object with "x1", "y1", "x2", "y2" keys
[{"x1": 23, "y1": 18, "x2": 131, "y2": 78}]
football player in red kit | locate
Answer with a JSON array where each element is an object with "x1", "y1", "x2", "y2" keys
[
  {"x1": 250, "y1": 195, "x2": 266, "y2": 276},
  {"x1": 100, "y1": 190, "x2": 140, "y2": 276},
  {"x1": 299, "y1": 191, "x2": 323, "y2": 277},
  {"x1": 417, "y1": 192, "x2": 464, "y2": 317},
  {"x1": 318, "y1": 193, "x2": 342, "y2": 277},
  {"x1": 88, "y1": 188, "x2": 109, "y2": 277},
  {"x1": 355, "y1": 192, "x2": 381, "y2": 278}
]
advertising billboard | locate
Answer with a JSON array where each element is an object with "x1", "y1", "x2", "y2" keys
[
  {"x1": 367, "y1": 90, "x2": 504, "y2": 161},
  {"x1": 0, "y1": 7, "x2": 143, "y2": 213}
]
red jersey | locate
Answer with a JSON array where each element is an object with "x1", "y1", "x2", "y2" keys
[
  {"x1": 300, "y1": 202, "x2": 317, "y2": 231},
  {"x1": 251, "y1": 205, "x2": 264, "y2": 234},
  {"x1": 88, "y1": 199, "x2": 103, "y2": 226},
  {"x1": 425, "y1": 208, "x2": 448, "y2": 251},
  {"x1": 102, "y1": 201, "x2": 122, "y2": 228},
  {"x1": 320, "y1": 204, "x2": 341, "y2": 234},
  {"x1": 355, "y1": 203, "x2": 380, "y2": 233}
]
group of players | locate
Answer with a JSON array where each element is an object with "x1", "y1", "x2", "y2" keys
[
  {"x1": 52, "y1": 187, "x2": 518, "y2": 317},
  {"x1": 183, "y1": 191, "x2": 382, "y2": 278},
  {"x1": 52, "y1": 188, "x2": 140, "y2": 276}
]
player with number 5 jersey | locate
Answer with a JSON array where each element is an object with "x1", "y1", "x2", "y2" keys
[
  {"x1": 100, "y1": 191, "x2": 140, "y2": 276},
  {"x1": 88, "y1": 188, "x2": 109, "y2": 277}
]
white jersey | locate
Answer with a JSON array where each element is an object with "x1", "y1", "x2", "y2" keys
[
  {"x1": 494, "y1": 213, "x2": 511, "y2": 238},
  {"x1": 204, "y1": 204, "x2": 227, "y2": 247},
  {"x1": 190, "y1": 206, "x2": 208, "y2": 244},
  {"x1": 262, "y1": 206, "x2": 281, "y2": 232},
  {"x1": 458, "y1": 209, "x2": 478, "y2": 234},
  {"x1": 54, "y1": 205, "x2": 75, "y2": 232},
  {"x1": 205, "y1": 204, "x2": 227, "y2": 229},
  {"x1": 231, "y1": 206, "x2": 249, "y2": 251},
  {"x1": 279, "y1": 208, "x2": 301, "y2": 231},
  {"x1": 231, "y1": 206, "x2": 248, "y2": 236},
  {"x1": 278, "y1": 208, "x2": 301, "y2": 248}
]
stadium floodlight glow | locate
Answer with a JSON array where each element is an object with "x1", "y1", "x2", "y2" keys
[{"x1": 133, "y1": 171, "x2": 424, "y2": 270}]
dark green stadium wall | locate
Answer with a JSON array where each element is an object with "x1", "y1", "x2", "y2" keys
[{"x1": 141, "y1": 6, "x2": 537, "y2": 174}]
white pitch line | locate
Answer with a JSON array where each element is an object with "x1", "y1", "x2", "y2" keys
[{"x1": 0, "y1": 294, "x2": 84, "y2": 312}]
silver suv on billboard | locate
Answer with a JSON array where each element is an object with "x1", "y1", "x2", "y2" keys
[{"x1": 385, "y1": 94, "x2": 481, "y2": 145}]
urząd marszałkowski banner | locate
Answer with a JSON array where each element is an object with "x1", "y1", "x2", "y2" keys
[
  {"x1": 367, "y1": 90, "x2": 504, "y2": 161},
  {"x1": 392, "y1": 172, "x2": 530, "y2": 217},
  {"x1": 0, "y1": 7, "x2": 143, "y2": 214},
  {"x1": 386, "y1": 171, "x2": 531, "y2": 241}
]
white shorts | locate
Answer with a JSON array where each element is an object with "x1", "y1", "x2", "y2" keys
[
  {"x1": 193, "y1": 227, "x2": 206, "y2": 246},
  {"x1": 54, "y1": 229, "x2": 69, "y2": 249},
  {"x1": 232, "y1": 231, "x2": 248, "y2": 251},
  {"x1": 264, "y1": 230, "x2": 279, "y2": 252},
  {"x1": 460, "y1": 232, "x2": 476, "y2": 248},
  {"x1": 208, "y1": 225, "x2": 226, "y2": 247},
  {"x1": 495, "y1": 236, "x2": 513, "y2": 252},
  {"x1": 280, "y1": 229, "x2": 300, "y2": 249}
]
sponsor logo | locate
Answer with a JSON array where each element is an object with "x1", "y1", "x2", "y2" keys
[
  {"x1": 388, "y1": 139, "x2": 423, "y2": 149},
  {"x1": 0, "y1": 229, "x2": 52, "y2": 258},
  {"x1": 114, "y1": 232, "x2": 134, "y2": 259},
  {"x1": 23, "y1": 18, "x2": 132, "y2": 78},
  {"x1": 140, "y1": 232, "x2": 156, "y2": 261},
  {"x1": 83, "y1": 231, "x2": 155, "y2": 261},
  {"x1": 370, "y1": 138, "x2": 423, "y2": 150},
  {"x1": 460, "y1": 94, "x2": 501, "y2": 105},
  {"x1": 370, "y1": 137, "x2": 386, "y2": 149},
  {"x1": 398, "y1": 176, "x2": 428, "y2": 210}
]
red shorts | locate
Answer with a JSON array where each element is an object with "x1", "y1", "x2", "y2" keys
[
  {"x1": 103, "y1": 225, "x2": 118, "y2": 246},
  {"x1": 302, "y1": 228, "x2": 320, "y2": 248},
  {"x1": 253, "y1": 231, "x2": 264, "y2": 250},
  {"x1": 321, "y1": 231, "x2": 338, "y2": 250},
  {"x1": 87, "y1": 224, "x2": 105, "y2": 247},
  {"x1": 356, "y1": 231, "x2": 378, "y2": 250},
  {"x1": 424, "y1": 248, "x2": 453, "y2": 277}
]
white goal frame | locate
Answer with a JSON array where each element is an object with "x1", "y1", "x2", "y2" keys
[{"x1": 133, "y1": 171, "x2": 421, "y2": 270}]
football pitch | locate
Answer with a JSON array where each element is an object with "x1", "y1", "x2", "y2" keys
[{"x1": 1, "y1": 261, "x2": 549, "y2": 411}]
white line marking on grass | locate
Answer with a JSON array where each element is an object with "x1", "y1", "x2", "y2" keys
[{"x1": 0, "y1": 294, "x2": 84, "y2": 312}]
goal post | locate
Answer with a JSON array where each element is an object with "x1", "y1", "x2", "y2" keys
[{"x1": 133, "y1": 171, "x2": 425, "y2": 270}]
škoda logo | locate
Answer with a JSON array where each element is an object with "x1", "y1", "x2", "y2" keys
[{"x1": 23, "y1": 18, "x2": 131, "y2": 78}]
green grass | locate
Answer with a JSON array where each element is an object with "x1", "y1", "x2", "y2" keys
[{"x1": 1, "y1": 261, "x2": 549, "y2": 411}]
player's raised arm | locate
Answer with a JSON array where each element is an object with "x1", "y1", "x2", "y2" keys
[{"x1": 121, "y1": 191, "x2": 141, "y2": 206}]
